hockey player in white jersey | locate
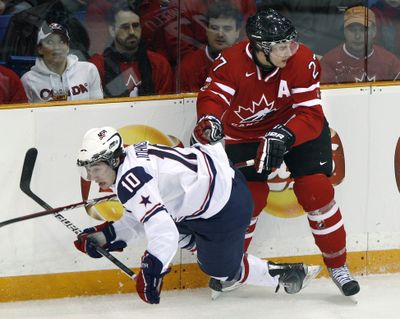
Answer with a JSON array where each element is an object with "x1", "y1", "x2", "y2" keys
[{"x1": 74, "y1": 127, "x2": 321, "y2": 304}]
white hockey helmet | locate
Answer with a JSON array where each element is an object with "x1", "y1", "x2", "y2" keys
[{"x1": 77, "y1": 127, "x2": 124, "y2": 168}]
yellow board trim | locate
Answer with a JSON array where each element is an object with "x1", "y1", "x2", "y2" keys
[
  {"x1": 0, "y1": 93, "x2": 198, "y2": 110},
  {"x1": 1, "y1": 249, "x2": 399, "y2": 302}
]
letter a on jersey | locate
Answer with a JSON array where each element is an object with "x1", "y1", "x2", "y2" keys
[{"x1": 278, "y1": 80, "x2": 290, "y2": 98}]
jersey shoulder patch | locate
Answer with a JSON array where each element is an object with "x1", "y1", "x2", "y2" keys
[{"x1": 117, "y1": 166, "x2": 153, "y2": 204}]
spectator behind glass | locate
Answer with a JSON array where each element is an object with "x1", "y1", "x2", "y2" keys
[
  {"x1": 258, "y1": 0, "x2": 364, "y2": 57},
  {"x1": 1, "y1": 0, "x2": 90, "y2": 61},
  {"x1": 372, "y1": 0, "x2": 400, "y2": 57},
  {"x1": 0, "y1": 0, "x2": 36, "y2": 15},
  {"x1": 0, "y1": 65, "x2": 28, "y2": 103},
  {"x1": 179, "y1": 2, "x2": 242, "y2": 92},
  {"x1": 180, "y1": 0, "x2": 256, "y2": 45},
  {"x1": 89, "y1": 2, "x2": 173, "y2": 98},
  {"x1": 85, "y1": 0, "x2": 159, "y2": 56},
  {"x1": 21, "y1": 22, "x2": 103, "y2": 103},
  {"x1": 321, "y1": 6, "x2": 400, "y2": 83}
]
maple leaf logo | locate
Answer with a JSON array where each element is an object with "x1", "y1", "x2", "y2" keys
[
  {"x1": 235, "y1": 94, "x2": 277, "y2": 124},
  {"x1": 355, "y1": 72, "x2": 376, "y2": 82}
]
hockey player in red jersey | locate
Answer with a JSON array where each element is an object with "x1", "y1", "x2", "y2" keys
[{"x1": 193, "y1": 8, "x2": 360, "y2": 297}]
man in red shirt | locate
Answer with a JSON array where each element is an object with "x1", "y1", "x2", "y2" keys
[
  {"x1": 138, "y1": 0, "x2": 256, "y2": 67},
  {"x1": 0, "y1": 65, "x2": 27, "y2": 104},
  {"x1": 321, "y1": 6, "x2": 400, "y2": 83},
  {"x1": 89, "y1": 1, "x2": 173, "y2": 98},
  {"x1": 179, "y1": 2, "x2": 242, "y2": 93},
  {"x1": 193, "y1": 8, "x2": 360, "y2": 297}
]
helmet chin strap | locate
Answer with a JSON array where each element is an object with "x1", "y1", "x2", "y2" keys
[
  {"x1": 110, "y1": 152, "x2": 126, "y2": 171},
  {"x1": 251, "y1": 48, "x2": 277, "y2": 72}
]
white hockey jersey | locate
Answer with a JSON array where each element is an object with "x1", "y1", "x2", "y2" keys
[
  {"x1": 112, "y1": 142, "x2": 235, "y2": 271},
  {"x1": 21, "y1": 54, "x2": 103, "y2": 103}
]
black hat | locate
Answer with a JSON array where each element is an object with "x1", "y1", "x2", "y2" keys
[{"x1": 37, "y1": 22, "x2": 70, "y2": 45}]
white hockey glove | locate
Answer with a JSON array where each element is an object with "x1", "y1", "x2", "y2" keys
[
  {"x1": 191, "y1": 115, "x2": 224, "y2": 145},
  {"x1": 255, "y1": 124, "x2": 295, "y2": 174}
]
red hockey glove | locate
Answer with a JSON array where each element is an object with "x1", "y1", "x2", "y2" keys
[
  {"x1": 136, "y1": 251, "x2": 170, "y2": 304},
  {"x1": 191, "y1": 115, "x2": 224, "y2": 145},
  {"x1": 255, "y1": 124, "x2": 295, "y2": 174},
  {"x1": 74, "y1": 222, "x2": 127, "y2": 258}
]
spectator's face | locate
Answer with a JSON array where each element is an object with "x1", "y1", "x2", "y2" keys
[
  {"x1": 207, "y1": 17, "x2": 240, "y2": 53},
  {"x1": 344, "y1": 23, "x2": 376, "y2": 57},
  {"x1": 110, "y1": 10, "x2": 141, "y2": 53},
  {"x1": 38, "y1": 33, "x2": 69, "y2": 65},
  {"x1": 385, "y1": 0, "x2": 400, "y2": 8}
]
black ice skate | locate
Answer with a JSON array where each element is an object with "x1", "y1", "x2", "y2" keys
[
  {"x1": 328, "y1": 264, "x2": 360, "y2": 296},
  {"x1": 209, "y1": 262, "x2": 321, "y2": 300},
  {"x1": 209, "y1": 277, "x2": 245, "y2": 300},
  {"x1": 268, "y1": 261, "x2": 322, "y2": 294}
]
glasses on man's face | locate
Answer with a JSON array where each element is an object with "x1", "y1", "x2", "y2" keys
[{"x1": 117, "y1": 22, "x2": 141, "y2": 32}]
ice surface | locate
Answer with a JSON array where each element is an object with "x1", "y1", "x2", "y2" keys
[{"x1": 0, "y1": 274, "x2": 398, "y2": 319}]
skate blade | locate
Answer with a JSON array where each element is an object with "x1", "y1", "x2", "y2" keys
[
  {"x1": 302, "y1": 265, "x2": 322, "y2": 290},
  {"x1": 211, "y1": 289, "x2": 222, "y2": 300},
  {"x1": 347, "y1": 295, "x2": 358, "y2": 304}
]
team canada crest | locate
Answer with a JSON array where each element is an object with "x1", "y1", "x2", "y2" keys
[{"x1": 234, "y1": 94, "x2": 277, "y2": 125}]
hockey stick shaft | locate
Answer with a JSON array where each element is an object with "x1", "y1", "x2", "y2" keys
[
  {"x1": 234, "y1": 159, "x2": 255, "y2": 169},
  {"x1": 19, "y1": 148, "x2": 136, "y2": 280},
  {"x1": 0, "y1": 194, "x2": 117, "y2": 228}
]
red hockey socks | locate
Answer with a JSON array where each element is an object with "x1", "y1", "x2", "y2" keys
[
  {"x1": 244, "y1": 181, "x2": 269, "y2": 252},
  {"x1": 294, "y1": 174, "x2": 346, "y2": 268}
]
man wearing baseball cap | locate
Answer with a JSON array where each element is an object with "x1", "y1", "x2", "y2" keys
[
  {"x1": 321, "y1": 5, "x2": 400, "y2": 83},
  {"x1": 343, "y1": 5, "x2": 377, "y2": 29}
]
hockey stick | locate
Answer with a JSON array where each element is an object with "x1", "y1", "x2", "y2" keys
[
  {"x1": 234, "y1": 159, "x2": 255, "y2": 169},
  {"x1": 19, "y1": 148, "x2": 136, "y2": 280},
  {"x1": 0, "y1": 194, "x2": 116, "y2": 228}
]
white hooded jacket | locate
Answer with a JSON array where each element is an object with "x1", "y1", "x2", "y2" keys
[{"x1": 21, "y1": 54, "x2": 103, "y2": 103}]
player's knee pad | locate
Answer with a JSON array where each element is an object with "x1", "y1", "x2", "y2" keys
[
  {"x1": 293, "y1": 174, "x2": 334, "y2": 211},
  {"x1": 246, "y1": 181, "x2": 269, "y2": 218}
]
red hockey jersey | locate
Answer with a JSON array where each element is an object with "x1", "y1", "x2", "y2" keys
[{"x1": 197, "y1": 41, "x2": 325, "y2": 146}]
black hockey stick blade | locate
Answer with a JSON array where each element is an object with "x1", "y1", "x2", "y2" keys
[
  {"x1": 20, "y1": 147, "x2": 51, "y2": 210},
  {"x1": 20, "y1": 147, "x2": 37, "y2": 194}
]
